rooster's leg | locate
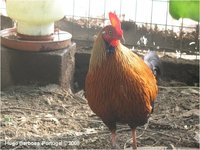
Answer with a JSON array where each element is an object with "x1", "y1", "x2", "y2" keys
[
  {"x1": 111, "y1": 129, "x2": 120, "y2": 149},
  {"x1": 111, "y1": 129, "x2": 116, "y2": 147},
  {"x1": 132, "y1": 128, "x2": 137, "y2": 149}
]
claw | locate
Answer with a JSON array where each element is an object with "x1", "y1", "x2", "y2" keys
[{"x1": 111, "y1": 143, "x2": 121, "y2": 149}]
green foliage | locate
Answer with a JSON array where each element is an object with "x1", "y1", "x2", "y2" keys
[{"x1": 169, "y1": 0, "x2": 199, "y2": 21}]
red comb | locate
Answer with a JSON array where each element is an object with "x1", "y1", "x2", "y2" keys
[{"x1": 109, "y1": 12, "x2": 122, "y2": 34}]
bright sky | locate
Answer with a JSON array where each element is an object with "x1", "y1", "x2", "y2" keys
[{"x1": 1, "y1": 0, "x2": 198, "y2": 29}]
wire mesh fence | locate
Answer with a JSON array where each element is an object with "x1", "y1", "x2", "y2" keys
[
  {"x1": 1, "y1": 0, "x2": 199, "y2": 58},
  {"x1": 60, "y1": 0, "x2": 199, "y2": 57}
]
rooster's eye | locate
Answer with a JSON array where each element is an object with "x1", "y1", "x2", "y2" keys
[{"x1": 109, "y1": 30, "x2": 112, "y2": 35}]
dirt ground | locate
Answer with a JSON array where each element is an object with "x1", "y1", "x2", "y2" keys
[{"x1": 1, "y1": 79, "x2": 199, "y2": 149}]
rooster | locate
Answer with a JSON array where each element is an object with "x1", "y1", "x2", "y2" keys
[{"x1": 85, "y1": 12, "x2": 158, "y2": 149}]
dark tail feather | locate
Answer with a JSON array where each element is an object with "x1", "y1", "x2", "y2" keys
[{"x1": 144, "y1": 51, "x2": 161, "y2": 81}]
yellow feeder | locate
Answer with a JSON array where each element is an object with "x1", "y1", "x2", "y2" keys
[{"x1": 6, "y1": 0, "x2": 65, "y2": 36}]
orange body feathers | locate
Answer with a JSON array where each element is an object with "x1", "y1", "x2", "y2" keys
[{"x1": 85, "y1": 34, "x2": 158, "y2": 130}]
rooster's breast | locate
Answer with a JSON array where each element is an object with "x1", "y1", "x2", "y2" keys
[{"x1": 85, "y1": 48, "x2": 157, "y2": 126}]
